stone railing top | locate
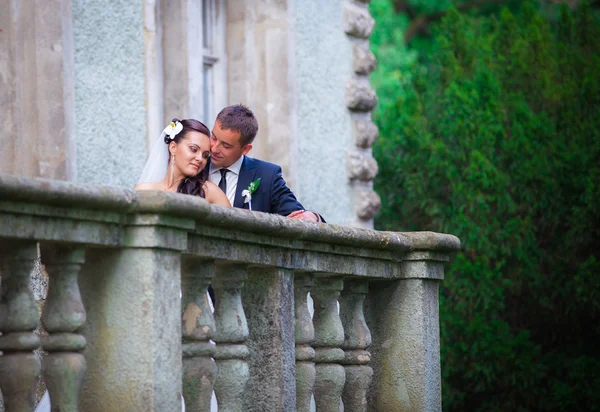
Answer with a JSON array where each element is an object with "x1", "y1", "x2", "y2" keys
[{"x1": 0, "y1": 174, "x2": 461, "y2": 255}]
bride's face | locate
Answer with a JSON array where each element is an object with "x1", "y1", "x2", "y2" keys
[{"x1": 170, "y1": 131, "x2": 211, "y2": 178}]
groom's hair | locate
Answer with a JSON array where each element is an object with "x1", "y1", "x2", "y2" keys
[{"x1": 216, "y1": 104, "x2": 259, "y2": 147}]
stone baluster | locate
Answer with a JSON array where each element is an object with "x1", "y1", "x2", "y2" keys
[
  {"x1": 366, "y1": 251, "x2": 449, "y2": 412},
  {"x1": 78, "y1": 247, "x2": 183, "y2": 411},
  {"x1": 340, "y1": 280, "x2": 373, "y2": 412},
  {"x1": 312, "y1": 277, "x2": 346, "y2": 412},
  {"x1": 243, "y1": 267, "x2": 295, "y2": 412},
  {"x1": 39, "y1": 245, "x2": 87, "y2": 411},
  {"x1": 294, "y1": 273, "x2": 315, "y2": 412},
  {"x1": 213, "y1": 263, "x2": 249, "y2": 412},
  {"x1": 0, "y1": 241, "x2": 41, "y2": 412},
  {"x1": 181, "y1": 257, "x2": 217, "y2": 411}
]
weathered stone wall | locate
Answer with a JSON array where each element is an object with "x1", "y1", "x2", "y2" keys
[
  {"x1": 295, "y1": 0, "x2": 356, "y2": 226},
  {"x1": 1, "y1": 0, "x2": 374, "y2": 225},
  {"x1": 225, "y1": 0, "x2": 297, "y2": 192},
  {"x1": 0, "y1": 0, "x2": 76, "y2": 181},
  {"x1": 73, "y1": 0, "x2": 147, "y2": 188}
]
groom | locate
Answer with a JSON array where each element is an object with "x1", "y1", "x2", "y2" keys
[{"x1": 207, "y1": 104, "x2": 323, "y2": 222}]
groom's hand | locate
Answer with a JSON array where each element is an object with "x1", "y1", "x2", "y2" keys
[{"x1": 287, "y1": 210, "x2": 321, "y2": 222}]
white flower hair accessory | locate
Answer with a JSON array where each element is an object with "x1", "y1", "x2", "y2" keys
[{"x1": 163, "y1": 120, "x2": 183, "y2": 142}]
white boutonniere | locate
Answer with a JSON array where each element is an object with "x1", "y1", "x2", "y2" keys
[
  {"x1": 241, "y1": 178, "x2": 261, "y2": 210},
  {"x1": 163, "y1": 120, "x2": 183, "y2": 141}
]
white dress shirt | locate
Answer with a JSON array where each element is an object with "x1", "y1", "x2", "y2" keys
[{"x1": 208, "y1": 155, "x2": 245, "y2": 206}]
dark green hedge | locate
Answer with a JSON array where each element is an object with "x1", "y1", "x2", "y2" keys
[{"x1": 372, "y1": 2, "x2": 600, "y2": 410}]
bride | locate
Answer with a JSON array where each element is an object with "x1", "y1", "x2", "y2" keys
[
  {"x1": 135, "y1": 118, "x2": 230, "y2": 206},
  {"x1": 35, "y1": 118, "x2": 223, "y2": 412}
]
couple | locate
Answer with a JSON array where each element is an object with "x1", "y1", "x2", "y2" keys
[
  {"x1": 36, "y1": 106, "x2": 321, "y2": 412},
  {"x1": 135, "y1": 104, "x2": 323, "y2": 222}
]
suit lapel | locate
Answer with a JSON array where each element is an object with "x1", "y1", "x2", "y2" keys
[{"x1": 234, "y1": 156, "x2": 257, "y2": 208}]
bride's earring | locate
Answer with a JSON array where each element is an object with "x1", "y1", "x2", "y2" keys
[{"x1": 169, "y1": 155, "x2": 175, "y2": 187}]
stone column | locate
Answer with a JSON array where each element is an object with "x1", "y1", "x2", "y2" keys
[
  {"x1": 143, "y1": 0, "x2": 165, "y2": 151},
  {"x1": 39, "y1": 245, "x2": 87, "y2": 412},
  {"x1": 312, "y1": 277, "x2": 346, "y2": 412},
  {"x1": 340, "y1": 280, "x2": 373, "y2": 412},
  {"x1": 78, "y1": 247, "x2": 183, "y2": 412},
  {"x1": 0, "y1": 241, "x2": 41, "y2": 412},
  {"x1": 161, "y1": 0, "x2": 198, "y2": 121},
  {"x1": 181, "y1": 258, "x2": 217, "y2": 411},
  {"x1": 366, "y1": 252, "x2": 447, "y2": 412},
  {"x1": 225, "y1": 0, "x2": 297, "y2": 189},
  {"x1": 213, "y1": 263, "x2": 250, "y2": 412},
  {"x1": 0, "y1": 0, "x2": 76, "y2": 180},
  {"x1": 344, "y1": 0, "x2": 381, "y2": 228},
  {"x1": 294, "y1": 273, "x2": 316, "y2": 412},
  {"x1": 242, "y1": 267, "x2": 296, "y2": 412}
]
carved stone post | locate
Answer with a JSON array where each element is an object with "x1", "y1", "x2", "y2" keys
[
  {"x1": 181, "y1": 257, "x2": 217, "y2": 411},
  {"x1": 366, "y1": 252, "x2": 448, "y2": 412},
  {"x1": 213, "y1": 263, "x2": 249, "y2": 412},
  {"x1": 294, "y1": 273, "x2": 315, "y2": 412},
  {"x1": 343, "y1": 0, "x2": 381, "y2": 229},
  {"x1": 243, "y1": 267, "x2": 296, "y2": 412},
  {"x1": 39, "y1": 245, "x2": 87, "y2": 412},
  {"x1": 78, "y1": 247, "x2": 183, "y2": 411},
  {"x1": 340, "y1": 280, "x2": 372, "y2": 412},
  {"x1": 312, "y1": 277, "x2": 346, "y2": 412},
  {"x1": 0, "y1": 241, "x2": 41, "y2": 412}
]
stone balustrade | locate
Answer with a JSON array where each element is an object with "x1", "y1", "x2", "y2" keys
[{"x1": 0, "y1": 174, "x2": 460, "y2": 412}]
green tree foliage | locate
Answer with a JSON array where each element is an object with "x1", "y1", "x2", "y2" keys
[
  {"x1": 369, "y1": 0, "x2": 418, "y2": 115},
  {"x1": 372, "y1": 1, "x2": 600, "y2": 410}
]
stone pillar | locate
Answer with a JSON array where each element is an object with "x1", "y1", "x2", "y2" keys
[
  {"x1": 161, "y1": 0, "x2": 201, "y2": 122},
  {"x1": 225, "y1": 0, "x2": 297, "y2": 189},
  {"x1": 0, "y1": 5, "x2": 75, "y2": 403},
  {"x1": 340, "y1": 280, "x2": 373, "y2": 412},
  {"x1": 344, "y1": 0, "x2": 381, "y2": 228},
  {"x1": 78, "y1": 248, "x2": 183, "y2": 412},
  {"x1": 181, "y1": 258, "x2": 217, "y2": 411},
  {"x1": 39, "y1": 245, "x2": 87, "y2": 412},
  {"x1": 242, "y1": 267, "x2": 296, "y2": 412},
  {"x1": 72, "y1": 0, "x2": 146, "y2": 187},
  {"x1": 294, "y1": 273, "x2": 316, "y2": 412},
  {"x1": 0, "y1": 241, "x2": 41, "y2": 412},
  {"x1": 143, "y1": 0, "x2": 165, "y2": 151},
  {"x1": 312, "y1": 277, "x2": 346, "y2": 412},
  {"x1": 366, "y1": 252, "x2": 447, "y2": 412},
  {"x1": 0, "y1": 0, "x2": 76, "y2": 180},
  {"x1": 213, "y1": 263, "x2": 250, "y2": 412}
]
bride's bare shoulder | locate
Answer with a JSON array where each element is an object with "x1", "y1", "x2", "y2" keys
[{"x1": 134, "y1": 182, "x2": 162, "y2": 191}]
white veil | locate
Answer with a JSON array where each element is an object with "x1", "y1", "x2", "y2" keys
[{"x1": 137, "y1": 131, "x2": 169, "y2": 185}]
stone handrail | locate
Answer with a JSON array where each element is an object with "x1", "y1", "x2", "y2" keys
[{"x1": 0, "y1": 174, "x2": 460, "y2": 411}]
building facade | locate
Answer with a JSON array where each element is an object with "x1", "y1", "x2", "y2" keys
[{"x1": 0, "y1": 0, "x2": 380, "y2": 228}]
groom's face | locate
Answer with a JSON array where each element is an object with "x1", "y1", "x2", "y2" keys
[{"x1": 210, "y1": 121, "x2": 252, "y2": 168}]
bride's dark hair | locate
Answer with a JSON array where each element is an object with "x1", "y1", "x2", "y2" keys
[{"x1": 167, "y1": 118, "x2": 211, "y2": 198}]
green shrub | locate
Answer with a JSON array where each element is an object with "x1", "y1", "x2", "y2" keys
[{"x1": 372, "y1": 2, "x2": 600, "y2": 410}]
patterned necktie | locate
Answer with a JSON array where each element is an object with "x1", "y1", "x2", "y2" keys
[{"x1": 218, "y1": 169, "x2": 229, "y2": 194}]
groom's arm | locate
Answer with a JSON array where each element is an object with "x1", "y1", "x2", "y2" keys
[{"x1": 270, "y1": 166, "x2": 325, "y2": 222}]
